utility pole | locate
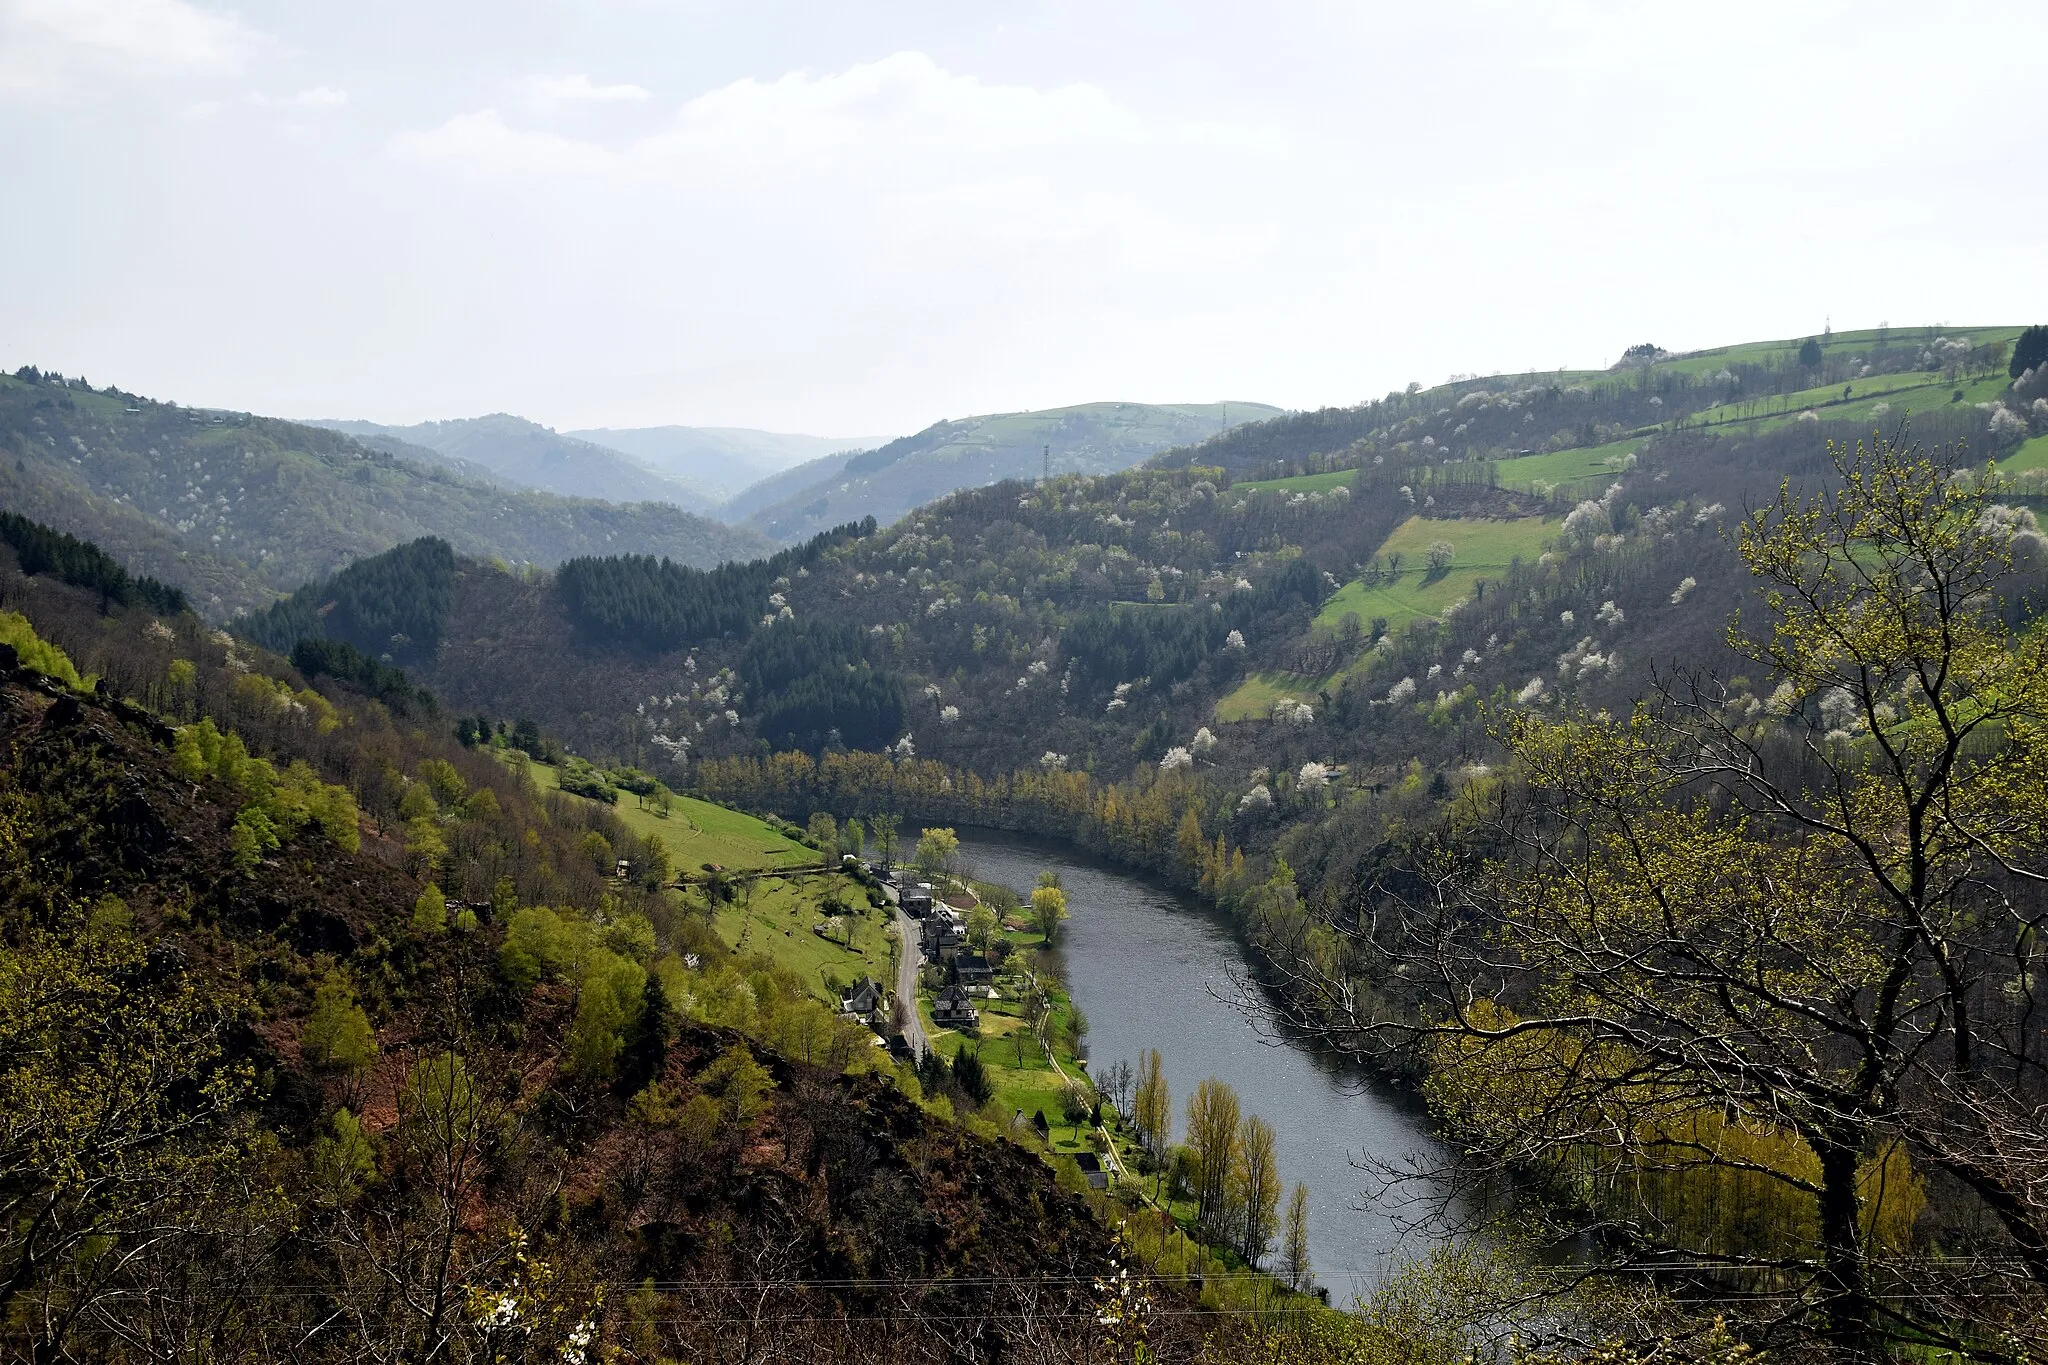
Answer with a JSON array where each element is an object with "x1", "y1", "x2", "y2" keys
[{"x1": 1043, "y1": 443, "x2": 1050, "y2": 482}]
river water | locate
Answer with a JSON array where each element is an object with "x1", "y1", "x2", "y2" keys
[{"x1": 955, "y1": 829, "x2": 1455, "y2": 1303}]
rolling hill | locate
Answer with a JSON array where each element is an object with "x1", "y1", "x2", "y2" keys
[
  {"x1": 734, "y1": 400, "x2": 1286, "y2": 541},
  {"x1": 0, "y1": 368, "x2": 772, "y2": 618},
  {"x1": 565, "y1": 424, "x2": 890, "y2": 502},
  {"x1": 312, "y1": 413, "x2": 726, "y2": 511}
]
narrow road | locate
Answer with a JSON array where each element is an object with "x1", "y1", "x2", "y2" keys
[{"x1": 889, "y1": 885, "x2": 930, "y2": 1061}]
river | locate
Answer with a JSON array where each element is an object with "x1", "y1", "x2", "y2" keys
[{"x1": 954, "y1": 829, "x2": 1456, "y2": 1304}]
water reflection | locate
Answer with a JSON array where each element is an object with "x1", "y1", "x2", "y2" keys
[{"x1": 955, "y1": 829, "x2": 1459, "y2": 1302}]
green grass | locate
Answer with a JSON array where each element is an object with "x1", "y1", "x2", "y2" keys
[
  {"x1": 1234, "y1": 468, "x2": 1356, "y2": 494},
  {"x1": 1496, "y1": 438, "x2": 1642, "y2": 492},
  {"x1": 1650, "y1": 326, "x2": 2024, "y2": 378},
  {"x1": 1212, "y1": 515, "x2": 1559, "y2": 723},
  {"x1": 1213, "y1": 668, "x2": 1346, "y2": 724},
  {"x1": 1686, "y1": 371, "x2": 2010, "y2": 436},
  {"x1": 1316, "y1": 514, "x2": 1560, "y2": 633},
  {"x1": 2001, "y1": 434, "x2": 2048, "y2": 474},
  {"x1": 500, "y1": 750, "x2": 810, "y2": 872},
  {"x1": 710, "y1": 871, "x2": 896, "y2": 1004}
]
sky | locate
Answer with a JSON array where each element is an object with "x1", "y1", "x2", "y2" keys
[{"x1": 2, "y1": 0, "x2": 2044, "y2": 437}]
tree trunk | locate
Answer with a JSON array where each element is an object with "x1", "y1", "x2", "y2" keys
[{"x1": 1814, "y1": 1136, "x2": 1874, "y2": 1360}]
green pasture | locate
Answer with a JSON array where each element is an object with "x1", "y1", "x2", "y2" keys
[
  {"x1": 1496, "y1": 438, "x2": 1641, "y2": 492},
  {"x1": 1687, "y1": 372, "x2": 2009, "y2": 436},
  {"x1": 1213, "y1": 515, "x2": 1559, "y2": 723},
  {"x1": 1213, "y1": 668, "x2": 1346, "y2": 724},
  {"x1": 2000, "y1": 434, "x2": 2048, "y2": 475},
  {"x1": 1315, "y1": 514, "x2": 1560, "y2": 633},
  {"x1": 710, "y1": 870, "x2": 895, "y2": 1004},
  {"x1": 1652, "y1": 326, "x2": 2023, "y2": 378},
  {"x1": 501, "y1": 751, "x2": 809, "y2": 871},
  {"x1": 1235, "y1": 468, "x2": 1356, "y2": 494}
]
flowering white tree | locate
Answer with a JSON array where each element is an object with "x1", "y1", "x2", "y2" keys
[
  {"x1": 1563, "y1": 500, "x2": 1610, "y2": 542},
  {"x1": 1670, "y1": 576, "x2": 1698, "y2": 604},
  {"x1": 1297, "y1": 761, "x2": 1331, "y2": 790},
  {"x1": 1385, "y1": 677, "x2": 1417, "y2": 704},
  {"x1": 1159, "y1": 746, "x2": 1193, "y2": 772},
  {"x1": 1224, "y1": 630, "x2": 1247, "y2": 651},
  {"x1": 1190, "y1": 726, "x2": 1218, "y2": 756},
  {"x1": 1040, "y1": 751, "x2": 1068, "y2": 770},
  {"x1": 1238, "y1": 784, "x2": 1273, "y2": 812}
]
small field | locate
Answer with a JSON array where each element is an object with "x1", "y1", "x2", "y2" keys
[
  {"x1": 1495, "y1": 438, "x2": 1641, "y2": 492},
  {"x1": 1316, "y1": 514, "x2": 1560, "y2": 633},
  {"x1": 2001, "y1": 434, "x2": 2048, "y2": 475},
  {"x1": 710, "y1": 870, "x2": 896, "y2": 1004},
  {"x1": 505, "y1": 752, "x2": 808, "y2": 871},
  {"x1": 1213, "y1": 668, "x2": 1346, "y2": 724},
  {"x1": 1234, "y1": 468, "x2": 1356, "y2": 494},
  {"x1": 1687, "y1": 371, "x2": 2010, "y2": 436}
]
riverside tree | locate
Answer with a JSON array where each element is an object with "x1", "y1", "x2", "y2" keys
[
  {"x1": 1134, "y1": 1048, "x2": 1172, "y2": 1163},
  {"x1": 1185, "y1": 1078, "x2": 1242, "y2": 1242},
  {"x1": 1030, "y1": 882, "x2": 1068, "y2": 941},
  {"x1": 1267, "y1": 431, "x2": 2048, "y2": 1357}
]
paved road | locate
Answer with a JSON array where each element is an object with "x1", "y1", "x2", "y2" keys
[{"x1": 890, "y1": 889, "x2": 929, "y2": 1061}]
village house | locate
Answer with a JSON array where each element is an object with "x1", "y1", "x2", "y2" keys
[
  {"x1": 931, "y1": 984, "x2": 979, "y2": 1030},
  {"x1": 1072, "y1": 1152, "x2": 1109, "y2": 1190},
  {"x1": 899, "y1": 881, "x2": 935, "y2": 917},
  {"x1": 838, "y1": 975, "x2": 886, "y2": 1025},
  {"x1": 921, "y1": 908, "x2": 967, "y2": 960},
  {"x1": 952, "y1": 953, "x2": 994, "y2": 990}
]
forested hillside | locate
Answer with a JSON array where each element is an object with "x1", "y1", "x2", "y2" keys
[
  {"x1": 0, "y1": 523, "x2": 1194, "y2": 1364},
  {"x1": 0, "y1": 368, "x2": 771, "y2": 618},
  {"x1": 314, "y1": 413, "x2": 726, "y2": 511},
  {"x1": 736, "y1": 400, "x2": 1285, "y2": 541}
]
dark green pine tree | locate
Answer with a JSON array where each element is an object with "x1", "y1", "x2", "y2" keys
[{"x1": 2012, "y1": 324, "x2": 2048, "y2": 380}]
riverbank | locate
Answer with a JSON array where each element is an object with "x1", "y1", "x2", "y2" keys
[{"x1": 955, "y1": 829, "x2": 1458, "y2": 1302}]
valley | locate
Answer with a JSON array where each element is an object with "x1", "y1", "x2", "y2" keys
[{"x1": 5, "y1": 320, "x2": 2048, "y2": 1360}]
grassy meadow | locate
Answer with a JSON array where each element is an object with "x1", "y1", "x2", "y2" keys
[
  {"x1": 508, "y1": 751, "x2": 810, "y2": 871},
  {"x1": 710, "y1": 869, "x2": 898, "y2": 1004},
  {"x1": 1316, "y1": 514, "x2": 1560, "y2": 633}
]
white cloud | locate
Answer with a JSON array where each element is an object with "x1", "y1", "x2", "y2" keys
[
  {"x1": 250, "y1": 85, "x2": 347, "y2": 109},
  {"x1": 394, "y1": 51, "x2": 1170, "y2": 183},
  {"x1": 0, "y1": 0, "x2": 268, "y2": 97},
  {"x1": 522, "y1": 72, "x2": 650, "y2": 105}
]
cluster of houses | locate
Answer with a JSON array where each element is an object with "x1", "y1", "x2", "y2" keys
[{"x1": 892, "y1": 872, "x2": 997, "y2": 1031}]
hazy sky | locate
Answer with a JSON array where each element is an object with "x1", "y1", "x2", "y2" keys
[{"x1": 4, "y1": 1, "x2": 2044, "y2": 435}]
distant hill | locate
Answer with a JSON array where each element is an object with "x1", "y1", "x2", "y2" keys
[
  {"x1": 312, "y1": 413, "x2": 723, "y2": 511},
  {"x1": 0, "y1": 370, "x2": 773, "y2": 618},
  {"x1": 565, "y1": 425, "x2": 889, "y2": 501},
  {"x1": 736, "y1": 400, "x2": 1286, "y2": 542}
]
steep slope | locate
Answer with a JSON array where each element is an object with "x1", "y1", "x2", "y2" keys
[
  {"x1": 566, "y1": 424, "x2": 888, "y2": 501},
  {"x1": 313, "y1": 413, "x2": 723, "y2": 510},
  {"x1": 737, "y1": 400, "x2": 1285, "y2": 541},
  {"x1": 0, "y1": 369, "x2": 772, "y2": 618},
  {"x1": 0, "y1": 539, "x2": 1156, "y2": 1365}
]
